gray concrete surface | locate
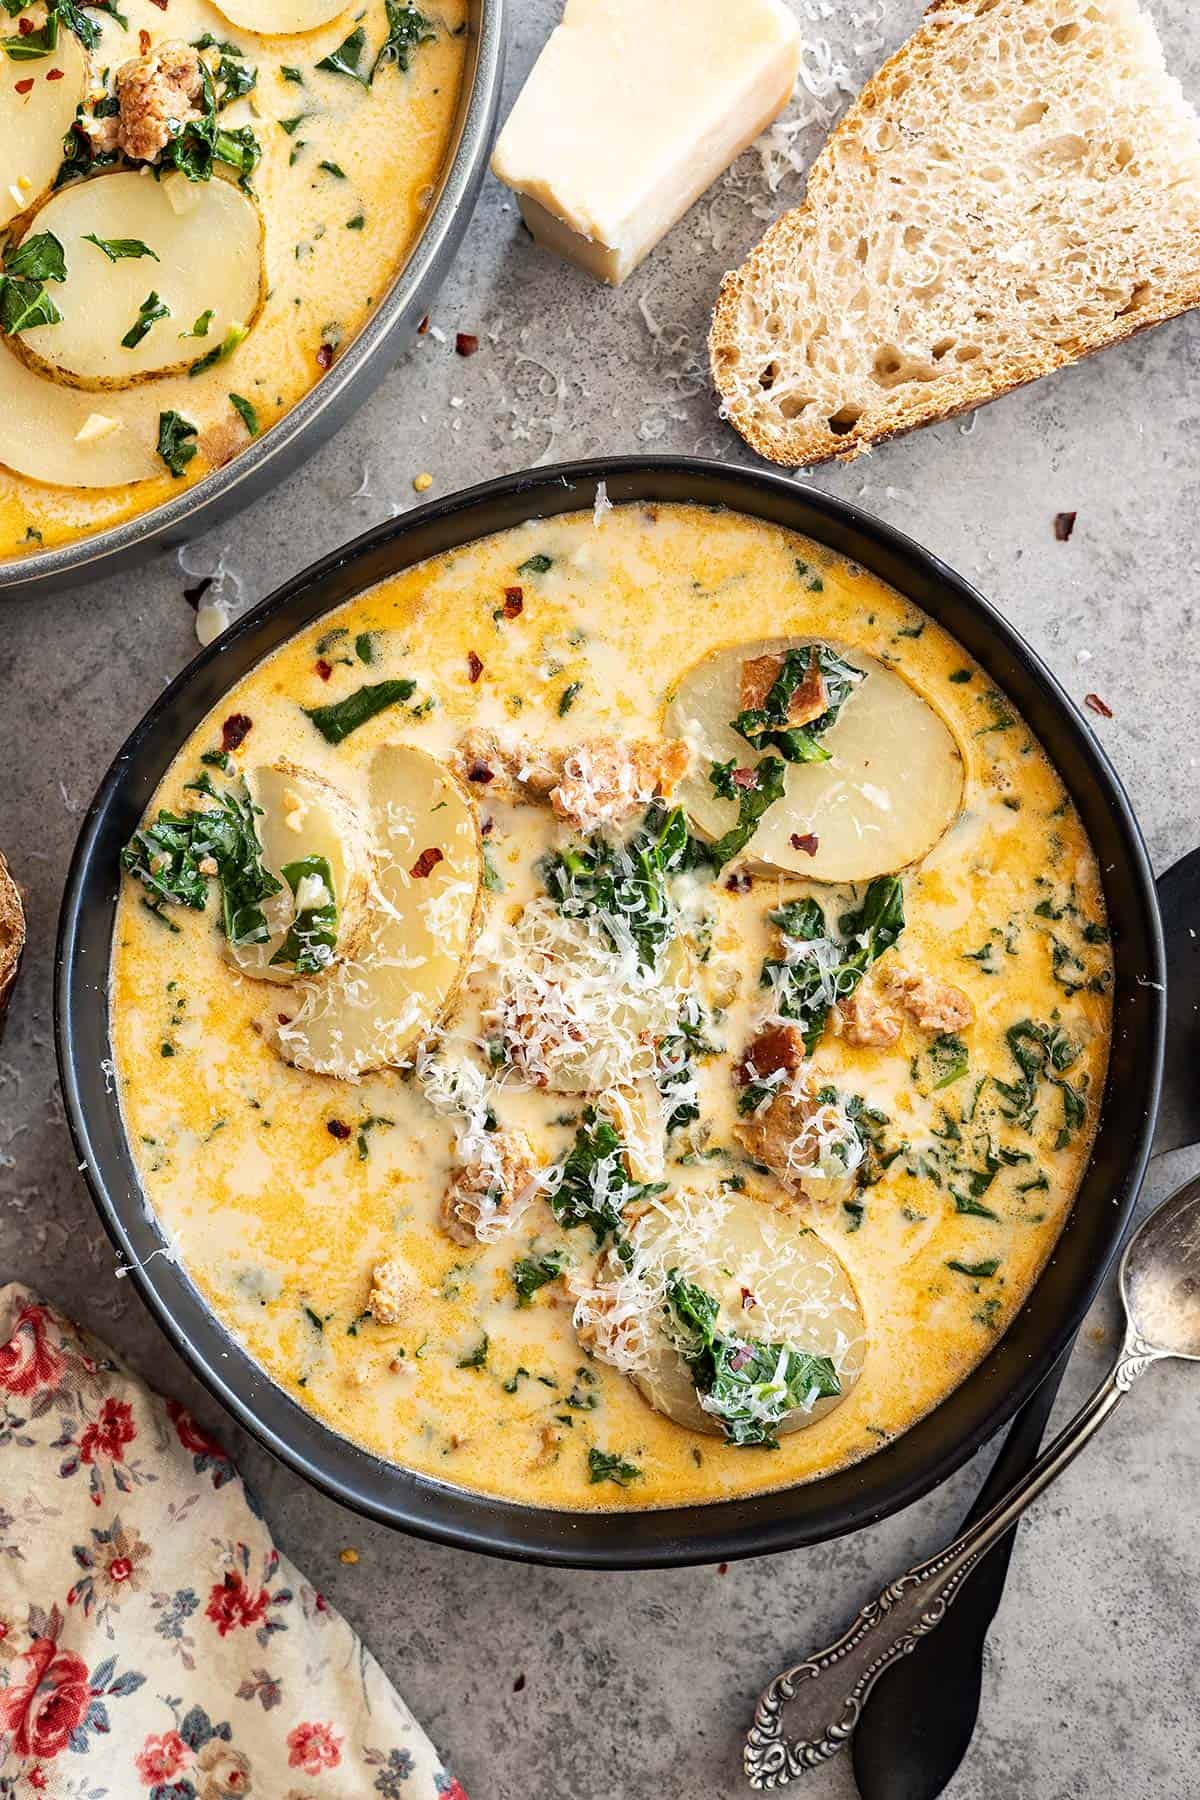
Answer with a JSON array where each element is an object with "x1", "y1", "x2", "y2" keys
[{"x1": 3, "y1": 2, "x2": 1200, "y2": 1794}]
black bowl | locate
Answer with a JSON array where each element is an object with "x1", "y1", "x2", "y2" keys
[{"x1": 55, "y1": 457, "x2": 1165, "y2": 1567}]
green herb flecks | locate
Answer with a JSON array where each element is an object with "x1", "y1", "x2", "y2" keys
[
  {"x1": 587, "y1": 1447, "x2": 642, "y2": 1487},
  {"x1": 229, "y1": 392, "x2": 259, "y2": 435},
  {"x1": 511, "y1": 1253, "x2": 564, "y2": 1308},
  {"x1": 456, "y1": 1334, "x2": 489, "y2": 1370},
  {"x1": 317, "y1": 24, "x2": 370, "y2": 84},
  {"x1": 156, "y1": 410, "x2": 199, "y2": 478},
  {"x1": 994, "y1": 1019, "x2": 1084, "y2": 1147},
  {"x1": 373, "y1": 0, "x2": 434, "y2": 76},
  {"x1": 270, "y1": 854, "x2": 337, "y2": 974},
  {"x1": 121, "y1": 290, "x2": 170, "y2": 349},
  {"x1": 83, "y1": 233, "x2": 159, "y2": 263},
  {"x1": 517, "y1": 552, "x2": 553, "y2": 576},
  {"x1": 303, "y1": 678, "x2": 416, "y2": 744},
  {"x1": 188, "y1": 321, "x2": 247, "y2": 376},
  {"x1": 947, "y1": 1258, "x2": 1000, "y2": 1279},
  {"x1": 665, "y1": 1274, "x2": 840, "y2": 1450}
]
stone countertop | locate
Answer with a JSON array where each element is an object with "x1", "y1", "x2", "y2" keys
[{"x1": 3, "y1": 2, "x2": 1199, "y2": 1795}]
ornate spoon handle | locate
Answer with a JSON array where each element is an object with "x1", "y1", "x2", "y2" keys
[{"x1": 744, "y1": 1332, "x2": 1161, "y2": 1790}]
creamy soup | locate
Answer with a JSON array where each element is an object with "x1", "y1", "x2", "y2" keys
[
  {"x1": 0, "y1": 0, "x2": 465, "y2": 559},
  {"x1": 110, "y1": 502, "x2": 1112, "y2": 1510}
]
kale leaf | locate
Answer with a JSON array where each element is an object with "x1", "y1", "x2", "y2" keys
[
  {"x1": 544, "y1": 803, "x2": 690, "y2": 969},
  {"x1": 270, "y1": 855, "x2": 337, "y2": 974},
  {"x1": 303, "y1": 678, "x2": 416, "y2": 744},
  {"x1": 760, "y1": 875, "x2": 905, "y2": 1054},
  {"x1": 550, "y1": 1109, "x2": 665, "y2": 1247},
  {"x1": 732, "y1": 644, "x2": 864, "y2": 764}
]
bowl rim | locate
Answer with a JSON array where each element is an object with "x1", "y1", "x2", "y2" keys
[
  {"x1": 0, "y1": 0, "x2": 503, "y2": 596},
  {"x1": 55, "y1": 455, "x2": 1166, "y2": 1567}
]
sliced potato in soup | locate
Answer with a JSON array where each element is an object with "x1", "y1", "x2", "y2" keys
[
  {"x1": 615, "y1": 1185, "x2": 867, "y2": 1439},
  {"x1": 0, "y1": 30, "x2": 89, "y2": 230},
  {"x1": 272, "y1": 745, "x2": 482, "y2": 1079},
  {"x1": 224, "y1": 762, "x2": 375, "y2": 986},
  {"x1": 14, "y1": 173, "x2": 264, "y2": 390},
  {"x1": 0, "y1": 341, "x2": 160, "y2": 485},
  {"x1": 667, "y1": 637, "x2": 964, "y2": 881},
  {"x1": 211, "y1": 0, "x2": 350, "y2": 33}
]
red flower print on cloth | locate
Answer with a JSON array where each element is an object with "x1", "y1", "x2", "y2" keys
[
  {"x1": 79, "y1": 1397, "x2": 136, "y2": 1466},
  {"x1": 136, "y1": 1727, "x2": 191, "y2": 1783},
  {"x1": 0, "y1": 1636, "x2": 90, "y2": 1759},
  {"x1": 206, "y1": 1570, "x2": 270, "y2": 1637},
  {"x1": 166, "y1": 1398, "x2": 236, "y2": 1489},
  {"x1": 287, "y1": 1719, "x2": 342, "y2": 1773},
  {"x1": 0, "y1": 1304, "x2": 65, "y2": 1398}
]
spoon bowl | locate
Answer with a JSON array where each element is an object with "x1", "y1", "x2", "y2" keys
[{"x1": 1121, "y1": 1174, "x2": 1200, "y2": 1361}]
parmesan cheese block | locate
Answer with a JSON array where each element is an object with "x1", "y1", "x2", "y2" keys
[{"x1": 490, "y1": 0, "x2": 801, "y2": 285}]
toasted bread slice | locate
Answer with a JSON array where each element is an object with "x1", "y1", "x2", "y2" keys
[
  {"x1": 711, "y1": 0, "x2": 1200, "y2": 466},
  {"x1": 0, "y1": 852, "x2": 25, "y2": 1032}
]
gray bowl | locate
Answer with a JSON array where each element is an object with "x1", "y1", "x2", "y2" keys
[{"x1": 1, "y1": 0, "x2": 504, "y2": 598}]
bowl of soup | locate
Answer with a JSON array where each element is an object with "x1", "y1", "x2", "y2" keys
[
  {"x1": 56, "y1": 457, "x2": 1165, "y2": 1565},
  {"x1": 0, "y1": 0, "x2": 502, "y2": 593}
]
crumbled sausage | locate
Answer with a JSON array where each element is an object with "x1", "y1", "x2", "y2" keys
[
  {"x1": 367, "y1": 1253, "x2": 425, "y2": 1327},
  {"x1": 740, "y1": 651, "x2": 827, "y2": 726},
  {"x1": 438, "y1": 1128, "x2": 540, "y2": 1246},
  {"x1": 550, "y1": 737, "x2": 690, "y2": 833},
  {"x1": 114, "y1": 41, "x2": 204, "y2": 163},
  {"x1": 836, "y1": 982, "x2": 902, "y2": 1047},
  {"x1": 886, "y1": 968, "x2": 975, "y2": 1034},
  {"x1": 450, "y1": 729, "x2": 561, "y2": 805},
  {"x1": 737, "y1": 1023, "x2": 807, "y2": 1085},
  {"x1": 733, "y1": 1082, "x2": 824, "y2": 1193}
]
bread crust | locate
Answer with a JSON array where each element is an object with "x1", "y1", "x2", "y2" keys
[
  {"x1": 710, "y1": 0, "x2": 1200, "y2": 467},
  {"x1": 0, "y1": 852, "x2": 26, "y2": 1034}
]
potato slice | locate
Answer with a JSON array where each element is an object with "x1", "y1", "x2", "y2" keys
[
  {"x1": 224, "y1": 762, "x2": 375, "y2": 986},
  {"x1": 14, "y1": 172, "x2": 264, "y2": 390},
  {"x1": 627, "y1": 1184, "x2": 866, "y2": 1437},
  {"x1": 273, "y1": 746, "x2": 482, "y2": 1079},
  {"x1": 0, "y1": 30, "x2": 88, "y2": 229},
  {"x1": 211, "y1": 0, "x2": 349, "y2": 33},
  {"x1": 0, "y1": 342, "x2": 159, "y2": 485},
  {"x1": 666, "y1": 638, "x2": 965, "y2": 881}
]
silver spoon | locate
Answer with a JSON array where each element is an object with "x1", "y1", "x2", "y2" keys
[{"x1": 744, "y1": 1171, "x2": 1200, "y2": 1790}]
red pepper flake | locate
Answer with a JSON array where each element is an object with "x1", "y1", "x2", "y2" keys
[
  {"x1": 727, "y1": 1345, "x2": 753, "y2": 1373},
  {"x1": 501, "y1": 586, "x2": 523, "y2": 619},
  {"x1": 1054, "y1": 511, "x2": 1077, "y2": 541},
  {"x1": 138, "y1": 26, "x2": 150, "y2": 50},
  {"x1": 467, "y1": 650, "x2": 483, "y2": 684},
  {"x1": 276, "y1": 1012, "x2": 292, "y2": 1026},
  {"x1": 147, "y1": 0, "x2": 168, "y2": 10},
  {"x1": 725, "y1": 870, "x2": 752, "y2": 894},
  {"x1": 315, "y1": 343, "x2": 334, "y2": 371},
  {"x1": 14, "y1": 76, "x2": 33, "y2": 92},
  {"x1": 221, "y1": 712, "x2": 253, "y2": 753},
  {"x1": 417, "y1": 314, "x2": 430, "y2": 335},
  {"x1": 1084, "y1": 692, "x2": 1113, "y2": 718},
  {"x1": 731, "y1": 767, "x2": 757, "y2": 790},
  {"x1": 740, "y1": 1287, "x2": 757, "y2": 1311},
  {"x1": 455, "y1": 331, "x2": 479, "y2": 357},
  {"x1": 17, "y1": 16, "x2": 33, "y2": 32},
  {"x1": 45, "y1": 65, "x2": 64, "y2": 79},
  {"x1": 466, "y1": 760, "x2": 494, "y2": 785},
  {"x1": 326, "y1": 1118, "x2": 351, "y2": 1141},
  {"x1": 315, "y1": 657, "x2": 333, "y2": 681},
  {"x1": 717, "y1": 1562, "x2": 729, "y2": 1575},
  {"x1": 410, "y1": 846, "x2": 444, "y2": 880},
  {"x1": 480, "y1": 814, "x2": 495, "y2": 838},
  {"x1": 789, "y1": 831, "x2": 820, "y2": 856}
]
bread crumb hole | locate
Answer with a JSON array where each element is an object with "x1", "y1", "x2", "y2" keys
[
  {"x1": 1015, "y1": 99, "x2": 1049, "y2": 129},
  {"x1": 1051, "y1": 21, "x2": 1082, "y2": 43},
  {"x1": 902, "y1": 225, "x2": 923, "y2": 251},
  {"x1": 1113, "y1": 138, "x2": 1133, "y2": 169},
  {"x1": 758, "y1": 362, "x2": 778, "y2": 391},
  {"x1": 1118, "y1": 281, "x2": 1152, "y2": 314},
  {"x1": 827, "y1": 405, "x2": 863, "y2": 436},
  {"x1": 955, "y1": 345, "x2": 983, "y2": 363},
  {"x1": 778, "y1": 394, "x2": 816, "y2": 420},
  {"x1": 931, "y1": 337, "x2": 956, "y2": 360}
]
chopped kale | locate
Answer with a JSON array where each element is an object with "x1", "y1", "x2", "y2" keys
[
  {"x1": 544, "y1": 803, "x2": 689, "y2": 970},
  {"x1": 550, "y1": 1109, "x2": 665, "y2": 1247},
  {"x1": 303, "y1": 678, "x2": 416, "y2": 744},
  {"x1": 586, "y1": 1447, "x2": 642, "y2": 1487},
  {"x1": 373, "y1": 0, "x2": 434, "y2": 76},
  {"x1": 511, "y1": 1253, "x2": 564, "y2": 1307},
  {"x1": 317, "y1": 24, "x2": 370, "y2": 84},
  {"x1": 83, "y1": 233, "x2": 159, "y2": 263},
  {"x1": 665, "y1": 1274, "x2": 840, "y2": 1449},
  {"x1": 760, "y1": 876, "x2": 904, "y2": 1054},
  {"x1": 705, "y1": 754, "x2": 786, "y2": 868},
  {"x1": 517, "y1": 552, "x2": 553, "y2": 575},
  {"x1": 732, "y1": 644, "x2": 864, "y2": 765},
  {"x1": 121, "y1": 290, "x2": 169, "y2": 350},
  {"x1": 156, "y1": 410, "x2": 199, "y2": 478},
  {"x1": 456, "y1": 1334, "x2": 489, "y2": 1370},
  {"x1": 270, "y1": 854, "x2": 337, "y2": 973},
  {"x1": 229, "y1": 392, "x2": 259, "y2": 436}
]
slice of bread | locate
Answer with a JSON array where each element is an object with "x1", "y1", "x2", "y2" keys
[
  {"x1": 0, "y1": 852, "x2": 25, "y2": 1032},
  {"x1": 710, "y1": 0, "x2": 1200, "y2": 466}
]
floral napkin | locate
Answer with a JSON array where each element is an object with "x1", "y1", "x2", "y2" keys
[{"x1": 0, "y1": 1284, "x2": 467, "y2": 1800}]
